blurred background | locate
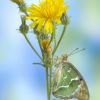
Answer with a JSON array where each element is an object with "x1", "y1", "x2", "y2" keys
[{"x1": 0, "y1": 0, "x2": 100, "y2": 100}]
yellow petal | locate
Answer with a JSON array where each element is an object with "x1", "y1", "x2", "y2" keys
[
  {"x1": 27, "y1": 0, "x2": 69, "y2": 34},
  {"x1": 55, "y1": 19, "x2": 61, "y2": 24},
  {"x1": 44, "y1": 19, "x2": 53, "y2": 33},
  {"x1": 29, "y1": 22, "x2": 37, "y2": 27},
  {"x1": 36, "y1": 18, "x2": 45, "y2": 32}
]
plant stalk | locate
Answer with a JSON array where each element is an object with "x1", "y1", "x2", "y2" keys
[
  {"x1": 49, "y1": 67, "x2": 52, "y2": 98},
  {"x1": 46, "y1": 67, "x2": 50, "y2": 100},
  {"x1": 52, "y1": 25, "x2": 67, "y2": 55},
  {"x1": 23, "y1": 34, "x2": 43, "y2": 61}
]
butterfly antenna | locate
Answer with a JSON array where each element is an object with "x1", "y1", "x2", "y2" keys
[
  {"x1": 68, "y1": 48, "x2": 79, "y2": 56},
  {"x1": 68, "y1": 48, "x2": 85, "y2": 56}
]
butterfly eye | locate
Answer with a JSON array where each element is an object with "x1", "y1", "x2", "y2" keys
[{"x1": 79, "y1": 77, "x2": 83, "y2": 81}]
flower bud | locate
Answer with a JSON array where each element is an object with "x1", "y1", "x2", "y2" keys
[
  {"x1": 41, "y1": 39, "x2": 52, "y2": 67},
  {"x1": 41, "y1": 39, "x2": 50, "y2": 51},
  {"x1": 11, "y1": 0, "x2": 27, "y2": 13},
  {"x1": 19, "y1": 2, "x2": 27, "y2": 13},
  {"x1": 19, "y1": 16, "x2": 29, "y2": 34},
  {"x1": 10, "y1": 0, "x2": 23, "y2": 5},
  {"x1": 61, "y1": 13, "x2": 70, "y2": 25}
]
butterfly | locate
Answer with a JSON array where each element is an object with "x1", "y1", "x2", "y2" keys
[{"x1": 52, "y1": 48, "x2": 90, "y2": 100}]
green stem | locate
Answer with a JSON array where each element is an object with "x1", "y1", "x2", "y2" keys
[
  {"x1": 46, "y1": 67, "x2": 50, "y2": 100},
  {"x1": 49, "y1": 67, "x2": 52, "y2": 99},
  {"x1": 52, "y1": 25, "x2": 67, "y2": 55},
  {"x1": 47, "y1": 34, "x2": 53, "y2": 49},
  {"x1": 23, "y1": 34, "x2": 43, "y2": 61},
  {"x1": 53, "y1": 29, "x2": 56, "y2": 49},
  {"x1": 37, "y1": 35, "x2": 44, "y2": 60}
]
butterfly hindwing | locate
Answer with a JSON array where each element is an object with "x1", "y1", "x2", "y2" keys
[{"x1": 52, "y1": 60, "x2": 89, "y2": 100}]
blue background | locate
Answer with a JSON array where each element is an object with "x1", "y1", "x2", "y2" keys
[{"x1": 0, "y1": 0, "x2": 100, "y2": 100}]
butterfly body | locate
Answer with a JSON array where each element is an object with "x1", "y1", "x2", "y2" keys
[{"x1": 52, "y1": 54, "x2": 89, "y2": 100}]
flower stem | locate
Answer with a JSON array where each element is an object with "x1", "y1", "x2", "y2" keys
[
  {"x1": 46, "y1": 67, "x2": 50, "y2": 100},
  {"x1": 37, "y1": 35, "x2": 44, "y2": 60},
  {"x1": 52, "y1": 25, "x2": 67, "y2": 55},
  {"x1": 23, "y1": 34, "x2": 43, "y2": 61},
  {"x1": 53, "y1": 25, "x2": 56, "y2": 49},
  {"x1": 49, "y1": 67, "x2": 52, "y2": 98}
]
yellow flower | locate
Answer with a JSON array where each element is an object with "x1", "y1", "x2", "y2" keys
[
  {"x1": 27, "y1": 0, "x2": 69, "y2": 34},
  {"x1": 11, "y1": 0, "x2": 23, "y2": 5}
]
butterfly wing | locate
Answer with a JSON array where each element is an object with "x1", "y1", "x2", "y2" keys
[
  {"x1": 52, "y1": 62, "x2": 90, "y2": 100},
  {"x1": 67, "y1": 62, "x2": 90, "y2": 100}
]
